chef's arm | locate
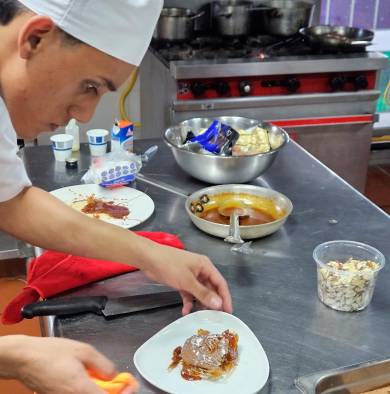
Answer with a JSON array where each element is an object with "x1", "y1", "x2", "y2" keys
[
  {"x1": 0, "y1": 186, "x2": 155, "y2": 265},
  {"x1": 0, "y1": 335, "x2": 19, "y2": 380},
  {"x1": 0, "y1": 186, "x2": 233, "y2": 313}
]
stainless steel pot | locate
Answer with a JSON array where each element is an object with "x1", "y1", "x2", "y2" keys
[
  {"x1": 153, "y1": 8, "x2": 204, "y2": 41},
  {"x1": 259, "y1": 0, "x2": 314, "y2": 37},
  {"x1": 213, "y1": 1, "x2": 254, "y2": 37}
]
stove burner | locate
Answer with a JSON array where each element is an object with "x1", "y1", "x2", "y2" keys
[
  {"x1": 152, "y1": 34, "x2": 367, "y2": 62},
  {"x1": 158, "y1": 45, "x2": 193, "y2": 61}
]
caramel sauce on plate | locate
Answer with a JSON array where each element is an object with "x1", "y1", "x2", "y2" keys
[
  {"x1": 168, "y1": 346, "x2": 182, "y2": 371},
  {"x1": 81, "y1": 196, "x2": 129, "y2": 219}
]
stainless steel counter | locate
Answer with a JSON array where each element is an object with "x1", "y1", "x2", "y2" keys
[
  {"x1": 0, "y1": 227, "x2": 34, "y2": 261},
  {"x1": 0, "y1": 232, "x2": 24, "y2": 260},
  {"x1": 21, "y1": 140, "x2": 390, "y2": 394}
]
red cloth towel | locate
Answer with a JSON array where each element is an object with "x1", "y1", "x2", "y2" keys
[{"x1": 1, "y1": 232, "x2": 184, "y2": 325}]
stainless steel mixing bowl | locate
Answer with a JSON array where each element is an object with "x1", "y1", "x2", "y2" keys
[
  {"x1": 163, "y1": 116, "x2": 289, "y2": 184},
  {"x1": 186, "y1": 184, "x2": 293, "y2": 240}
]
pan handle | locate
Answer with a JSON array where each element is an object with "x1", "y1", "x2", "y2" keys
[
  {"x1": 350, "y1": 41, "x2": 372, "y2": 46},
  {"x1": 308, "y1": 2, "x2": 316, "y2": 27},
  {"x1": 189, "y1": 10, "x2": 205, "y2": 20}
]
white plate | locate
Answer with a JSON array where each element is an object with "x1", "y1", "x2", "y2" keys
[
  {"x1": 50, "y1": 184, "x2": 154, "y2": 229},
  {"x1": 134, "y1": 310, "x2": 269, "y2": 394}
]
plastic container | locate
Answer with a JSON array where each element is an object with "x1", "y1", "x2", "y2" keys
[
  {"x1": 87, "y1": 129, "x2": 109, "y2": 156},
  {"x1": 313, "y1": 240, "x2": 385, "y2": 312},
  {"x1": 65, "y1": 118, "x2": 80, "y2": 151},
  {"x1": 50, "y1": 134, "x2": 74, "y2": 161}
]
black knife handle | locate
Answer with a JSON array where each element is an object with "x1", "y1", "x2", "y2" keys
[{"x1": 22, "y1": 296, "x2": 108, "y2": 319}]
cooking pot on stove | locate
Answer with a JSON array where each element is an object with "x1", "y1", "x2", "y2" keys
[
  {"x1": 153, "y1": 7, "x2": 205, "y2": 41},
  {"x1": 213, "y1": 0, "x2": 313, "y2": 37},
  {"x1": 257, "y1": 0, "x2": 314, "y2": 37},
  {"x1": 213, "y1": 1, "x2": 254, "y2": 37}
]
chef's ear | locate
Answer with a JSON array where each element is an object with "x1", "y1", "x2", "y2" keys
[{"x1": 18, "y1": 15, "x2": 56, "y2": 59}]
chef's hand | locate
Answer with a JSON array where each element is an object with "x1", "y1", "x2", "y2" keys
[
  {"x1": 5, "y1": 336, "x2": 121, "y2": 394},
  {"x1": 141, "y1": 244, "x2": 233, "y2": 315}
]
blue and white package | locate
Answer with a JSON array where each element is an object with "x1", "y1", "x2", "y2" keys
[
  {"x1": 111, "y1": 120, "x2": 134, "y2": 152},
  {"x1": 190, "y1": 120, "x2": 221, "y2": 144},
  {"x1": 81, "y1": 150, "x2": 142, "y2": 188}
]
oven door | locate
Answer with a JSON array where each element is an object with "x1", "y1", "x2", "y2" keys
[{"x1": 270, "y1": 114, "x2": 376, "y2": 192}]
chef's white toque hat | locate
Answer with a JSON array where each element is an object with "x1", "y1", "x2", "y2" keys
[{"x1": 18, "y1": 0, "x2": 163, "y2": 66}]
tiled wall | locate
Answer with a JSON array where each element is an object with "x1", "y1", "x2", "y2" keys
[{"x1": 320, "y1": 0, "x2": 390, "y2": 29}]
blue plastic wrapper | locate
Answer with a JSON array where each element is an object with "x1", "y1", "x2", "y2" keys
[
  {"x1": 187, "y1": 120, "x2": 239, "y2": 155},
  {"x1": 81, "y1": 150, "x2": 142, "y2": 188}
]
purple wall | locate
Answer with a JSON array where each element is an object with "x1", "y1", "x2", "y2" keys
[{"x1": 320, "y1": 0, "x2": 390, "y2": 29}]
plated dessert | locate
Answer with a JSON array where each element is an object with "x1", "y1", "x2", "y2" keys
[
  {"x1": 50, "y1": 184, "x2": 155, "y2": 229},
  {"x1": 134, "y1": 310, "x2": 269, "y2": 394},
  {"x1": 169, "y1": 329, "x2": 239, "y2": 381}
]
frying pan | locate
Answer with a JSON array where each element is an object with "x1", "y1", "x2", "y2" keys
[{"x1": 299, "y1": 25, "x2": 374, "y2": 49}]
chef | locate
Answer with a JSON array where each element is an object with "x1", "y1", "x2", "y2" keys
[{"x1": 0, "y1": 1, "x2": 232, "y2": 393}]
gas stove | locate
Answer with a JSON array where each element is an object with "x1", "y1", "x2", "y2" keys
[
  {"x1": 151, "y1": 34, "x2": 367, "y2": 63},
  {"x1": 149, "y1": 34, "x2": 381, "y2": 99}
]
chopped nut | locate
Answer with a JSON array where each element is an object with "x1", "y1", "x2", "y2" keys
[{"x1": 317, "y1": 258, "x2": 380, "y2": 312}]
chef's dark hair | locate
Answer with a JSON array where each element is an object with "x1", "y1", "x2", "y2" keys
[
  {"x1": 0, "y1": 0, "x2": 81, "y2": 44},
  {"x1": 0, "y1": 0, "x2": 23, "y2": 24}
]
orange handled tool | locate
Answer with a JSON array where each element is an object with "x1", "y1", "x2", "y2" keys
[{"x1": 91, "y1": 372, "x2": 139, "y2": 394}]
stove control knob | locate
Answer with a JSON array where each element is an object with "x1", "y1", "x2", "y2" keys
[
  {"x1": 354, "y1": 75, "x2": 368, "y2": 90},
  {"x1": 329, "y1": 76, "x2": 346, "y2": 91},
  {"x1": 191, "y1": 82, "x2": 207, "y2": 97},
  {"x1": 215, "y1": 81, "x2": 230, "y2": 96},
  {"x1": 285, "y1": 77, "x2": 301, "y2": 93},
  {"x1": 239, "y1": 81, "x2": 252, "y2": 96}
]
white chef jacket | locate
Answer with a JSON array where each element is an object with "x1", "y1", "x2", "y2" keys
[{"x1": 0, "y1": 97, "x2": 32, "y2": 202}]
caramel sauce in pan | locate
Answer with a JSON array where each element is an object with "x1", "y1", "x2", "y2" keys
[
  {"x1": 193, "y1": 192, "x2": 286, "y2": 226},
  {"x1": 81, "y1": 196, "x2": 129, "y2": 219},
  {"x1": 199, "y1": 206, "x2": 275, "y2": 225},
  {"x1": 169, "y1": 329, "x2": 239, "y2": 381}
]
